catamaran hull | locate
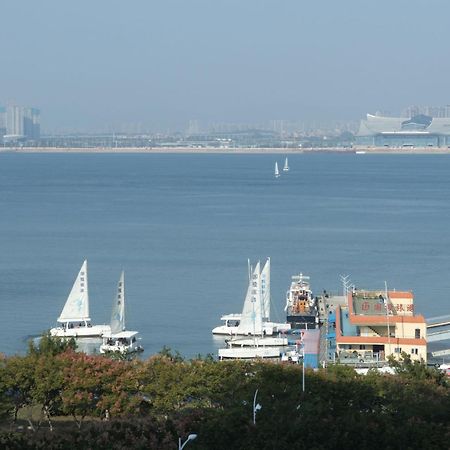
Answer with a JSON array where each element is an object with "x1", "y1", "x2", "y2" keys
[
  {"x1": 218, "y1": 347, "x2": 282, "y2": 360},
  {"x1": 50, "y1": 324, "x2": 111, "y2": 338}
]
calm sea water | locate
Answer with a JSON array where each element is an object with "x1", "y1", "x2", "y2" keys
[{"x1": 1, "y1": 153, "x2": 450, "y2": 358}]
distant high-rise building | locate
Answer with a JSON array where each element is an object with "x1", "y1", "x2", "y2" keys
[
  {"x1": 6, "y1": 105, "x2": 24, "y2": 138},
  {"x1": 0, "y1": 106, "x2": 6, "y2": 142},
  {"x1": 3, "y1": 105, "x2": 40, "y2": 141},
  {"x1": 270, "y1": 120, "x2": 285, "y2": 134},
  {"x1": 187, "y1": 119, "x2": 200, "y2": 135}
]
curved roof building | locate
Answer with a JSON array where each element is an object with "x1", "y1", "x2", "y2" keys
[{"x1": 356, "y1": 114, "x2": 450, "y2": 148}]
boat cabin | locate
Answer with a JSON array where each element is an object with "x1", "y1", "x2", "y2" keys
[
  {"x1": 60, "y1": 319, "x2": 93, "y2": 330},
  {"x1": 221, "y1": 314, "x2": 241, "y2": 328},
  {"x1": 100, "y1": 330, "x2": 142, "y2": 354}
]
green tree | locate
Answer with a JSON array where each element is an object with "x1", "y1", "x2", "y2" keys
[
  {"x1": 0, "y1": 356, "x2": 36, "y2": 426},
  {"x1": 31, "y1": 353, "x2": 67, "y2": 431},
  {"x1": 388, "y1": 351, "x2": 448, "y2": 385}
]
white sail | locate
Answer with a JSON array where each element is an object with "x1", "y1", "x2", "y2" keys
[
  {"x1": 275, "y1": 162, "x2": 280, "y2": 178},
  {"x1": 283, "y1": 157, "x2": 289, "y2": 172},
  {"x1": 110, "y1": 271, "x2": 126, "y2": 334},
  {"x1": 57, "y1": 260, "x2": 90, "y2": 322},
  {"x1": 260, "y1": 258, "x2": 271, "y2": 321},
  {"x1": 237, "y1": 261, "x2": 263, "y2": 335}
]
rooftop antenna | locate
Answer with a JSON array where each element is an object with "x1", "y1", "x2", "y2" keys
[{"x1": 340, "y1": 274, "x2": 352, "y2": 298}]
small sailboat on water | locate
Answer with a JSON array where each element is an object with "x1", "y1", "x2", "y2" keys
[
  {"x1": 275, "y1": 162, "x2": 280, "y2": 178},
  {"x1": 283, "y1": 157, "x2": 289, "y2": 172},
  {"x1": 100, "y1": 271, "x2": 143, "y2": 354},
  {"x1": 50, "y1": 260, "x2": 110, "y2": 338}
]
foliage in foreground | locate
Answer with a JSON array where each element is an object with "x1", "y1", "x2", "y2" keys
[{"x1": 0, "y1": 341, "x2": 449, "y2": 449}]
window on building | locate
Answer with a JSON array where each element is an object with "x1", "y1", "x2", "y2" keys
[
  {"x1": 415, "y1": 329, "x2": 421, "y2": 339},
  {"x1": 359, "y1": 345, "x2": 366, "y2": 350},
  {"x1": 411, "y1": 348, "x2": 418, "y2": 355},
  {"x1": 394, "y1": 347, "x2": 402, "y2": 353}
]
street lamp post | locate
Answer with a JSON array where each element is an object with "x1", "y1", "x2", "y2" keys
[
  {"x1": 295, "y1": 340, "x2": 306, "y2": 393},
  {"x1": 384, "y1": 281, "x2": 391, "y2": 359},
  {"x1": 253, "y1": 389, "x2": 262, "y2": 425},
  {"x1": 178, "y1": 433, "x2": 197, "y2": 450}
]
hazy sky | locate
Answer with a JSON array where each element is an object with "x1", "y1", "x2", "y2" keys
[{"x1": 1, "y1": 0, "x2": 449, "y2": 132}]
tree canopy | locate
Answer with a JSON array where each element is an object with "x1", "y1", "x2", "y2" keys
[{"x1": 0, "y1": 337, "x2": 448, "y2": 449}]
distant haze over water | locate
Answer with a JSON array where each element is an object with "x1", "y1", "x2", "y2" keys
[
  {"x1": 2, "y1": 1, "x2": 450, "y2": 131},
  {"x1": 0, "y1": 153, "x2": 449, "y2": 357}
]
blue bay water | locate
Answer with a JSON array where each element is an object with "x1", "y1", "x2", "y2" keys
[{"x1": 1, "y1": 153, "x2": 450, "y2": 358}]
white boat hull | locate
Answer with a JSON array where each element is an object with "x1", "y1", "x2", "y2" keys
[
  {"x1": 50, "y1": 324, "x2": 111, "y2": 338},
  {"x1": 218, "y1": 346, "x2": 281, "y2": 360},
  {"x1": 212, "y1": 321, "x2": 289, "y2": 336},
  {"x1": 227, "y1": 336, "x2": 289, "y2": 347},
  {"x1": 212, "y1": 324, "x2": 239, "y2": 335}
]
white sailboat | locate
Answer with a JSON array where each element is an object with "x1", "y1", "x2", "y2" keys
[
  {"x1": 275, "y1": 162, "x2": 280, "y2": 178},
  {"x1": 218, "y1": 261, "x2": 291, "y2": 360},
  {"x1": 236, "y1": 261, "x2": 263, "y2": 336},
  {"x1": 219, "y1": 263, "x2": 278, "y2": 359},
  {"x1": 50, "y1": 260, "x2": 111, "y2": 338},
  {"x1": 100, "y1": 271, "x2": 143, "y2": 354},
  {"x1": 283, "y1": 157, "x2": 289, "y2": 172},
  {"x1": 212, "y1": 258, "x2": 289, "y2": 336},
  {"x1": 260, "y1": 257, "x2": 270, "y2": 322},
  {"x1": 261, "y1": 257, "x2": 291, "y2": 334}
]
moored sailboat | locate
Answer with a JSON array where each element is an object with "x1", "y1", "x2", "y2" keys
[
  {"x1": 218, "y1": 261, "x2": 291, "y2": 360},
  {"x1": 212, "y1": 258, "x2": 289, "y2": 336},
  {"x1": 283, "y1": 157, "x2": 289, "y2": 172},
  {"x1": 100, "y1": 271, "x2": 143, "y2": 354},
  {"x1": 50, "y1": 261, "x2": 110, "y2": 338}
]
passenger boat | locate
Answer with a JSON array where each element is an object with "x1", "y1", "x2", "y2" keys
[
  {"x1": 100, "y1": 271, "x2": 143, "y2": 354},
  {"x1": 50, "y1": 260, "x2": 110, "y2": 338}
]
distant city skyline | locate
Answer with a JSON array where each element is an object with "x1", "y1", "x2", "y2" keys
[{"x1": 2, "y1": 101, "x2": 450, "y2": 139}]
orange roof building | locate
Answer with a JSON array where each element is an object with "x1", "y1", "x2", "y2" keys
[{"x1": 335, "y1": 289, "x2": 427, "y2": 363}]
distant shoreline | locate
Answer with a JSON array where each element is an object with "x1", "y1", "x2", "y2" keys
[{"x1": 1, "y1": 146, "x2": 450, "y2": 154}]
